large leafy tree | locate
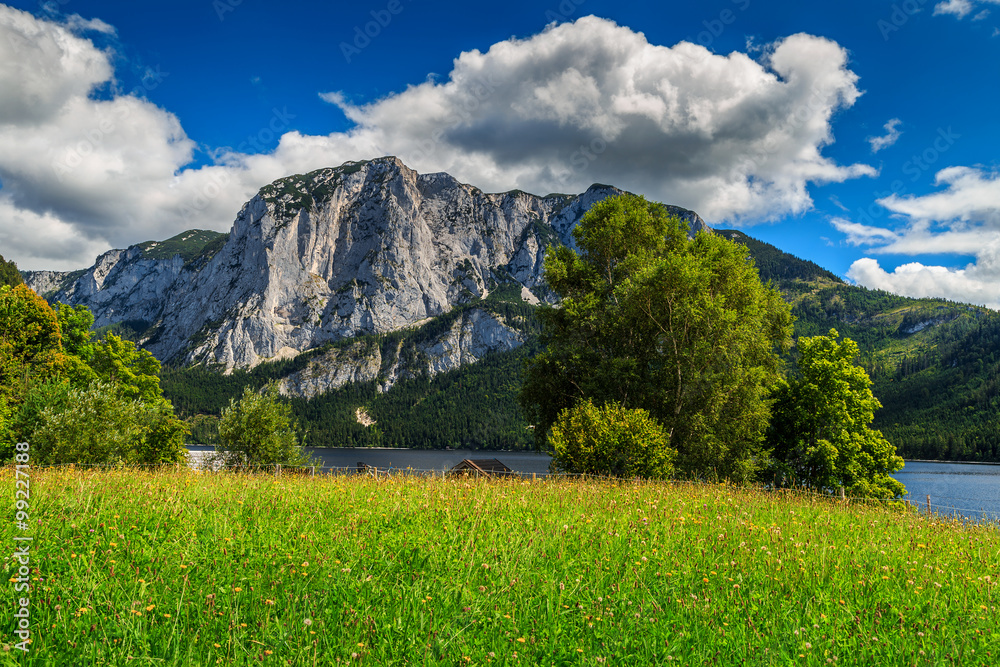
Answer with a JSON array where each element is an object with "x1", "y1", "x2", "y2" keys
[
  {"x1": 521, "y1": 194, "x2": 793, "y2": 482},
  {"x1": 0, "y1": 284, "x2": 65, "y2": 395},
  {"x1": 0, "y1": 285, "x2": 66, "y2": 452},
  {"x1": 767, "y1": 329, "x2": 905, "y2": 498},
  {"x1": 89, "y1": 333, "x2": 164, "y2": 404}
]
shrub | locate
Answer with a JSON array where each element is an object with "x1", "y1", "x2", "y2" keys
[
  {"x1": 549, "y1": 398, "x2": 676, "y2": 479},
  {"x1": 216, "y1": 383, "x2": 310, "y2": 468},
  {"x1": 31, "y1": 382, "x2": 145, "y2": 465}
]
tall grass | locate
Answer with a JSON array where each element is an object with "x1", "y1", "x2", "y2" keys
[{"x1": 2, "y1": 468, "x2": 998, "y2": 665}]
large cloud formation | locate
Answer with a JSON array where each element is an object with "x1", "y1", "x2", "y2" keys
[
  {"x1": 838, "y1": 168, "x2": 1000, "y2": 309},
  {"x1": 0, "y1": 8, "x2": 874, "y2": 270}
]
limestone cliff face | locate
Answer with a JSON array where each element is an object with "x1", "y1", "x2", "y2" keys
[
  {"x1": 278, "y1": 307, "x2": 526, "y2": 399},
  {"x1": 24, "y1": 157, "x2": 708, "y2": 372}
]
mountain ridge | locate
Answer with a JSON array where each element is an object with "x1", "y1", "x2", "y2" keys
[{"x1": 23, "y1": 156, "x2": 706, "y2": 371}]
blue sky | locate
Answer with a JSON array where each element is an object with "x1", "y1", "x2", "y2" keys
[{"x1": 1, "y1": 0, "x2": 999, "y2": 307}]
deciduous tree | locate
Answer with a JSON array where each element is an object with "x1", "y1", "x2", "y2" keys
[
  {"x1": 521, "y1": 194, "x2": 793, "y2": 482},
  {"x1": 767, "y1": 329, "x2": 904, "y2": 498},
  {"x1": 216, "y1": 382, "x2": 310, "y2": 468}
]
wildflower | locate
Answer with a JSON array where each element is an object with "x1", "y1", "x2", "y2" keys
[{"x1": 304, "y1": 619, "x2": 312, "y2": 626}]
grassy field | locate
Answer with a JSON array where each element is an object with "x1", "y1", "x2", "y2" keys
[{"x1": 2, "y1": 469, "x2": 999, "y2": 666}]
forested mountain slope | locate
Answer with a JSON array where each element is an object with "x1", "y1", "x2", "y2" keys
[{"x1": 718, "y1": 230, "x2": 1000, "y2": 461}]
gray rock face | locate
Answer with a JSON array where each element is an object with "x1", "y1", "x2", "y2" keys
[
  {"x1": 23, "y1": 157, "x2": 708, "y2": 372},
  {"x1": 278, "y1": 307, "x2": 526, "y2": 399}
]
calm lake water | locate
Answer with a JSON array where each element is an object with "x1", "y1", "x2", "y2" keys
[{"x1": 892, "y1": 461, "x2": 1000, "y2": 524}]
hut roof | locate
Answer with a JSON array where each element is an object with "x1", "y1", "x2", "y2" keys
[{"x1": 449, "y1": 458, "x2": 513, "y2": 476}]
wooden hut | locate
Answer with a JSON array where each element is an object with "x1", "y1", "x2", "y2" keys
[{"x1": 448, "y1": 458, "x2": 513, "y2": 478}]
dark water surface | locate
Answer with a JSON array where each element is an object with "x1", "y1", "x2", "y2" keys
[{"x1": 892, "y1": 461, "x2": 1000, "y2": 523}]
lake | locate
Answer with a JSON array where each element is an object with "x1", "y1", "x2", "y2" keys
[{"x1": 892, "y1": 461, "x2": 1000, "y2": 524}]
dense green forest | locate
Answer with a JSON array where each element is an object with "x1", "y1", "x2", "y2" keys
[
  {"x1": 162, "y1": 285, "x2": 542, "y2": 449},
  {"x1": 715, "y1": 230, "x2": 1000, "y2": 462}
]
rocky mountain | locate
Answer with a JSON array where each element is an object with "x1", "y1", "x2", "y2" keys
[
  {"x1": 24, "y1": 157, "x2": 707, "y2": 373},
  {"x1": 279, "y1": 305, "x2": 530, "y2": 398}
]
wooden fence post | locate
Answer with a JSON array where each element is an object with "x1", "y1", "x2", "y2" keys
[
  {"x1": 276, "y1": 464, "x2": 281, "y2": 477},
  {"x1": 926, "y1": 494, "x2": 932, "y2": 515}
]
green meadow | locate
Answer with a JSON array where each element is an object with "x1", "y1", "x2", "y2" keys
[{"x1": 2, "y1": 469, "x2": 999, "y2": 666}]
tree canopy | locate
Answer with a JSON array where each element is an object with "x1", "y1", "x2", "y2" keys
[
  {"x1": 0, "y1": 284, "x2": 186, "y2": 464},
  {"x1": 521, "y1": 194, "x2": 793, "y2": 482},
  {"x1": 767, "y1": 329, "x2": 904, "y2": 498},
  {"x1": 0, "y1": 284, "x2": 66, "y2": 435},
  {"x1": 0, "y1": 254, "x2": 22, "y2": 288}
]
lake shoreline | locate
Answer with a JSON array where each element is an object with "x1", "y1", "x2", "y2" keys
[{"x1": 903, "y1": 458, "x2": 1000, "y2": 466}]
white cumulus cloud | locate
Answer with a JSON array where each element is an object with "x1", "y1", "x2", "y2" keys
[
  {"x1": 315, "y1": 19, "x2": 875, "y2": 223},
  {"x1": 847, "y1": 257, "x2": 1000, "y2": 309},
  {"x1": 0, "y1": 10, "x2": 875, "y2": 270},
  {"x1": 839, "y1": 168, "x2": 1000, "y2": 308}
]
